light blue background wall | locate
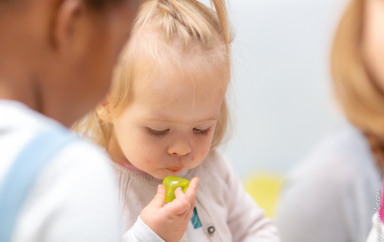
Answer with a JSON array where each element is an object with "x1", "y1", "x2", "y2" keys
[{"x1": 202, "y1": 0, "x2": 349, "y2": 178}]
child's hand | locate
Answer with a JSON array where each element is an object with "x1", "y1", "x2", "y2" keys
[{"x1": 140, "y1": 177, "x2": 199, "y2": 242}]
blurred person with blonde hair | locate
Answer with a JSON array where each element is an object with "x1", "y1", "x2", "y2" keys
[
  {"x1": 363, "y1": 0, "x2": 384, "y2": 240},
  {"x1": 74, "y1": 0, "x2": 280, "y2": 241},
  {"x1": 276, "y1": 0, "x2": 384, "y2": 241}
]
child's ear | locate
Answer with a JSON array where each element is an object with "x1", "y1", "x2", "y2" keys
[{"x1": 96, "y1": 99, "x2": 113, "y2": 123}]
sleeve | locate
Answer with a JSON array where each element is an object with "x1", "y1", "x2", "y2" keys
[
  {"x1": 275, "y1": 166, "x2": 350, "y2": 242},
  {"x1": 123, "y1": 216, "x2": 165, "y2": 242},
  {"x1": 13, "y1": 141, "x2": 125, "y2": 242},
  {"x1": 222, "y1": 156, "x2": 280, "y2": 242},
  {"x1": 366, "y1": 213, "x2": 384, "y2": 242}
]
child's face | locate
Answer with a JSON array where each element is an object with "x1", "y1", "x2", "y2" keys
[
  {"x1": 108, "y1": 66, "x2": 227, "y2": 179},
  {"x1": 363, "y1": 0, "x2": 384, "y2": 91}
]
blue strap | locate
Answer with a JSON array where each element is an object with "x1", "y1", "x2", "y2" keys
[{"x1": 0, "y1": 127, "x2": 76, "y2": 242}]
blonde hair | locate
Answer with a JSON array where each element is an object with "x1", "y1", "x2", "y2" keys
[
  {"x1": 331, "y1": 0, "x2": 384, "y2": 137},
  {"x1": 74, "y1": 0, "x2": 232, "y2": 149}
]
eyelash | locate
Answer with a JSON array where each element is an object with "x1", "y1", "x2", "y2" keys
[
  {"x1": 146, "y1": 128, "x2": 210, "y2": 137},
  {"x1": 146, "y1": 128, "x2": 170, "y2": 137},
  {"x1": 193, "y1": 128, "x2": 210, "y2": 136}
]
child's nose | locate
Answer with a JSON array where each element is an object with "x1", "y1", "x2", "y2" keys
[{"x1": 168, "y1": 137, "x2": 192, "y2": 156}]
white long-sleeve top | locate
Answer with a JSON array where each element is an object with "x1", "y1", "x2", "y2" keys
[
  {"x1": 366, "y1": 212, "x2": 384, "y2": 242},
  {"x1": 0, "y1": 100, "x2": 124, "y2": 242},
  {"x1": 113, "y1": 150, "x2": 280, "y2": 242},
  {"x1": 276, "y1": 124, "x2": 382, "y2": 242}
]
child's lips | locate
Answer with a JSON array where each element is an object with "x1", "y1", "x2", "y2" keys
[{"x1": 167, "y1": 167, "x2": 183, "y2": 172}]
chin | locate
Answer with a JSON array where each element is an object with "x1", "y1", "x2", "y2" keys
[
  {"x1": 150, "y1": 172, "x2": 168, "y2": 180},
  {"x1": 155, "y1": 170, "x2": 183, "y2": 180}
]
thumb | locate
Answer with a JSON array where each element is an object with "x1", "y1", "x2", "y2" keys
[{"x1": 148, "y1": 184, "x2": 166, "y2": 209}]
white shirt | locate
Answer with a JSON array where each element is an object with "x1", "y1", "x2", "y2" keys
[
  {"x1": 0, "y1": 100, "x2": 123, "y2": 242},
  {"x1": 276, "y1": 124, "x2": 382, "y2": 242},
  {"x1": 366, "y1": 213, "x2": 384, "y2": 242}
]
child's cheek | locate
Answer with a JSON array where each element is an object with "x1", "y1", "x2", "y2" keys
[
  {"x1": 144, "y1": 158, "x2": 152, "y2": 165},
  {"x1": 201, "y1": 150, "x2": 209, "y2": 159},
  {"x1": 198, "y1": 146, "x2": 210, "y2": 161},
  {"x1": 143, "y1": 158, "x2": 159, "y2": 171}
]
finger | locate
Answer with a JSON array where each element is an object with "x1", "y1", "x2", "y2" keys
[
  {"x1": 164, "y1": 187, "x2": 190, "y2": 215},
  {"x1": 186, "y1": 207, "x2": 194, "y2": 220},
  {"x1": 175, "y1": 186, "x2": 185, "y2": 199},
  {"x1": 190, "y1": 198, "x2": 196, "y2": 210},
  {"x1": 162, "y1": 187, "x2": 185, "y2": 208},
  {"x1": 185, "y1": 177, "x2": 199, "y2": 204},
  {"x1": 187, "y1": 197, "x2": 196, "y2": 219},
  {"x1": 147, "y1": 184, "x2": 166, "y2": 209}
]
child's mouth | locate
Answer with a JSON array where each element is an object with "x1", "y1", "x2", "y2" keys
[{"x1": 167, "y1": 167, "x2": 182, "y2": 172}]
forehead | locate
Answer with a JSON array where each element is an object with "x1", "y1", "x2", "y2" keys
[
  {"x1": 130, "y1": 59, "x2": 227, "y2": 121},
  {"x1": 122, "y1": 30, "x2": 229, "y2": 119},
  {"x1": 136, "y1": 60, "x2": 226, "y2": 102}
]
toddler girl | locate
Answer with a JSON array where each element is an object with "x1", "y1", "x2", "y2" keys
[{"x1": 76, "y1": 0, "x2": 280, "y2": 241}]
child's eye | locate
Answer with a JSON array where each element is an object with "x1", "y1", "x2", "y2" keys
[
  {"x1": 146, "y1": 128, "x2": 170, "y2": 137},
  {"x1": 193, "y1": 128, "x2": 210, "y2": 136}
]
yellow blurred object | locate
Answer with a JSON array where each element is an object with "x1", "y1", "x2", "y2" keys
[{"x1": 243, "y1": 173, "x2": 283, "y2": 218}]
